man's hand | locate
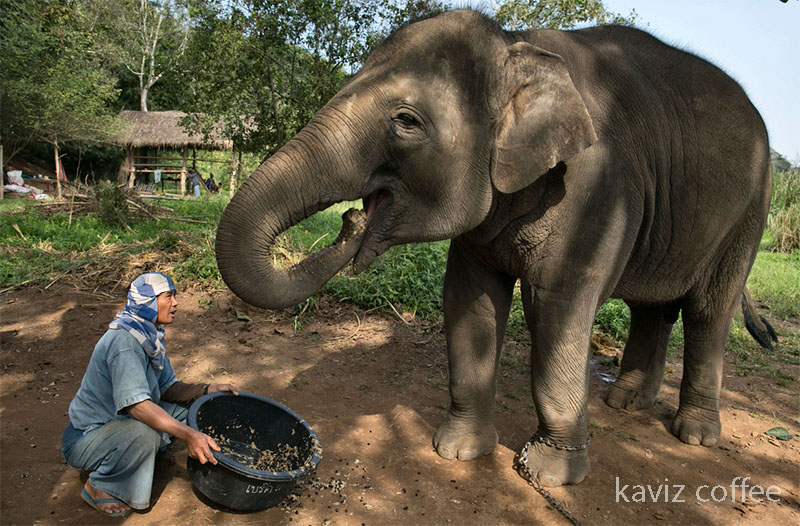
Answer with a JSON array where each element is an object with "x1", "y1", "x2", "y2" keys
[
  {"x1": 186, "y1": 428, "x2": 220, "y2": 465},
  {"x1": 208, "y1": 383, "x2": 239, "y2": 395},
  {"x1": 126, "y1": 400, "x2": 223, "y2": 465}
]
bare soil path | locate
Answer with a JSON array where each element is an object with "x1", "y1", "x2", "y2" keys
[{"x1": 1, "y1": 284, "x2": 798, "y2": 525}]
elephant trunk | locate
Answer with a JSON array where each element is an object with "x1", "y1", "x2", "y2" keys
[{"x1": 215, "y1": 124, "x2": 367, "y2": 310}]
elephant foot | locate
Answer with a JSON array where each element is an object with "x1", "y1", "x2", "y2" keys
[
  {"x1": 433, "y1": 414, "x2": 497, "y2": 461},
  {"x1": 605, "y1": 379, "x2": 659, "y2": 410},
  {"x1": 671, "y1": 404, "x2": 721, "y2": 446},
  {"x1": 517, "y1": 438, "x2": 589, "y2": 487}
]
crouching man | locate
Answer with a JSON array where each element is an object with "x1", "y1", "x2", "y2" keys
[{"x1": 61, "y1": 272, "x2": 238, "y2": 516}]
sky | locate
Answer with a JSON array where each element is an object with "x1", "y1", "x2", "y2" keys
[{"x1": 469, "y1": 0, "x2": 799, "y2": 162}]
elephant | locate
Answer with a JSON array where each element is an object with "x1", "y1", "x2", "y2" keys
[{"x1": 215, "y1": 9, "x2": 776, "y2": 487}]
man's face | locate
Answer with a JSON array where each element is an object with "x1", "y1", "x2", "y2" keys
[{"x1": 156, "y1": 290, "x2": 178, "y2": 326}]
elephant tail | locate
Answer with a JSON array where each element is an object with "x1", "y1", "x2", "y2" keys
[{"x1": 741, "y1": 287, "x2": 778, "y2": 351}]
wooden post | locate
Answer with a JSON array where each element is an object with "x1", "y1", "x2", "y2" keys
[
  {"x1": 180, "y1": 146, "x2": 187, "y2": 196},
  {"x1": 127, "y1": 149, "x2": 136, "y2": 188},
  {"x1": 229, "y1": 147, "x2": 239, "y2": 196},
  {"x1": 54, "y1": 141, "x2": 62, "y2": 200}
]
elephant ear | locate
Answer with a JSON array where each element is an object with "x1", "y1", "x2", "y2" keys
[{"x1": 492, "y1": 42, "x2": 597, "y2": 194}]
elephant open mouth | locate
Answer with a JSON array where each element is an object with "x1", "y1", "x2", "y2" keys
[
  {"x1": 364, "y1": 188, "x2": 390, "y2": 221},
  {"x1": 353, "y1": 188, "x2": 392, "y2": 273},
  {"x1": 277, "y1": 187, "x2": 391, "y2": 280}
]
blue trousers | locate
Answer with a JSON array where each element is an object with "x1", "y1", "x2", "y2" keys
[{"x1": 62, "y1": 402, "x2": 188, "y2": 510}]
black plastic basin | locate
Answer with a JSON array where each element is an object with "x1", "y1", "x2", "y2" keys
[{"x1": 186, "y1": 391, "x2": 322, "y2": 511}]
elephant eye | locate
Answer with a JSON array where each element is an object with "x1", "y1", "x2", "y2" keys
[{"x1": 393, "y1": 112, "x2": 420, "y2": 127}]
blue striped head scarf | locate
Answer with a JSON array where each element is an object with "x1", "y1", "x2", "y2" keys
[{"x1": 109, "y1": 272, "x2": 176, "y2": 370}]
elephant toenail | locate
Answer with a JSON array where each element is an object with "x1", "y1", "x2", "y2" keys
[{"x1": 540, "y1": 474, "x2": 562, "y2": 487}]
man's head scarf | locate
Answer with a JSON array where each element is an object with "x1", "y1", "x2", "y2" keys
[{"x1": 109, "y1": 272, "x2": 176, "y2": 370}]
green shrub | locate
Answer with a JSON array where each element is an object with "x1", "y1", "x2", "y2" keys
[
  {"x1": 92, "y1": 182, "x2": 130, "y2": 228},
  {"x1": 766, "y1": 169, "x2": 799, "y2": 253},
  {"x1": 747, "y1": 251, "x2": 800, "y2": 320},
  {"x1": 2, "y1": 191, "x2": 797, "y2": 354},
  {"x1": 280, "y1": 202, "x2": 449, "y2": 320},
  {"x1": 178, "y1": 248, "x2": 220, "y2": 283},
  {"x1": 321, "y1": 241, "x2": 448, "y2": 320},
  {"x1": 595, "y1": 299, "x2": 631, "y2": 343},
  {"x1": 0, "y1": 195, "x2": 227, "y2": 288},
  {"x1": 507, "y1": 292, "x2": 527, "y2": 337}
]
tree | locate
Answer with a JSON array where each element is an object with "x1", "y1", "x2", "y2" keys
[
  {"x1": 493, "y1": 0, "x2": 637, "y2": 31},
  {"x1": 0, "y1": 0, "x2": 121, "y2": 196},
  {"x1": 771, "y1": 149, "x2": 794, "y2": 173},
  {"x1": 383, "y1": 0, "x2": 451, "y2": 34},
  {"x1": 182, "y1": 0, "x2": 398, "y2": 156},
  {"x1": 86, "y1": 0, "x2": 190, "y2": 111}
]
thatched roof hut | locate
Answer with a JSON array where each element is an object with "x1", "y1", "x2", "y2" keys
[
  {"x1": 116, "y1": 111, "x2": 239, "y2": 195},
  {"x1": 117, "y1": 110, "x2": 232, "y2": 150}
]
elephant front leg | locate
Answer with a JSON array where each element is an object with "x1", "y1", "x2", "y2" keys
[
  {"x1": 433, "y1": 243, "x2": 515, "y2": 461},
  {"x1": 521, "y1": 284, "x2": 594, "y2": 487}
]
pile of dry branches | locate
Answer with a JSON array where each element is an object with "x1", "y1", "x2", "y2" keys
[
  {"x1": 34, "y1": 181, "x2": 207, "y2": 226},
  {"x1": 53, "y1": 249, "x2": 203, "y2": 298},
  {"x1": 6, "y1": 182, "x2": 213, "y2": 296}
]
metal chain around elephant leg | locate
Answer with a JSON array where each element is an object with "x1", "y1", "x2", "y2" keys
[{"x1": 514, "y1": 433, "x2": 590, "y2": 526}]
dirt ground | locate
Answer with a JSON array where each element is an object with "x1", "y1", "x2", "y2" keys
[{"x1": 1, "y1": 283, "x2": 798, "y2": 526}]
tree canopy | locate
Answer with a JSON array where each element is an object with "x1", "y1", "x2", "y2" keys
[
  {"x1": 3, "y1": 0, "x2": 793, "y2": 177},
  {"x1": 0, "y1": 0, "x2": 121, "y2": 159},
  {"x1": 178, "y1": 0, "x2": 459, "y2": 153},
  {"x1": 493, "y1": 0, "x2": 638, "y2": 31}
]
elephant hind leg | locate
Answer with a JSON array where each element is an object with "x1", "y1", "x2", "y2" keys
[
  {"x1": 670, "y1": 306, "x2": 733, "y2": 446},
  {"x1": 606, "y1": 302, "x2": 679, "y2": 410},
  {"x1": 672, "y1": 235, "x2": 756, "y2": 447}
]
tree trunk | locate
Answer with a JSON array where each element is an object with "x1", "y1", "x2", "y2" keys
[{"x1": 140, "y1": 85, "x2": 149, "y2": 112}]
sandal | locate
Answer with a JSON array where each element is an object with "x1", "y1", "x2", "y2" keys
[{"x1": 81, "y1": 488, "x2": 131, "y2": 517}]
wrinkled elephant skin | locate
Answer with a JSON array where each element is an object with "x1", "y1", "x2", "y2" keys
[{"x1": 215, "y1": 10, "x2": 773, "y2": 487}]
